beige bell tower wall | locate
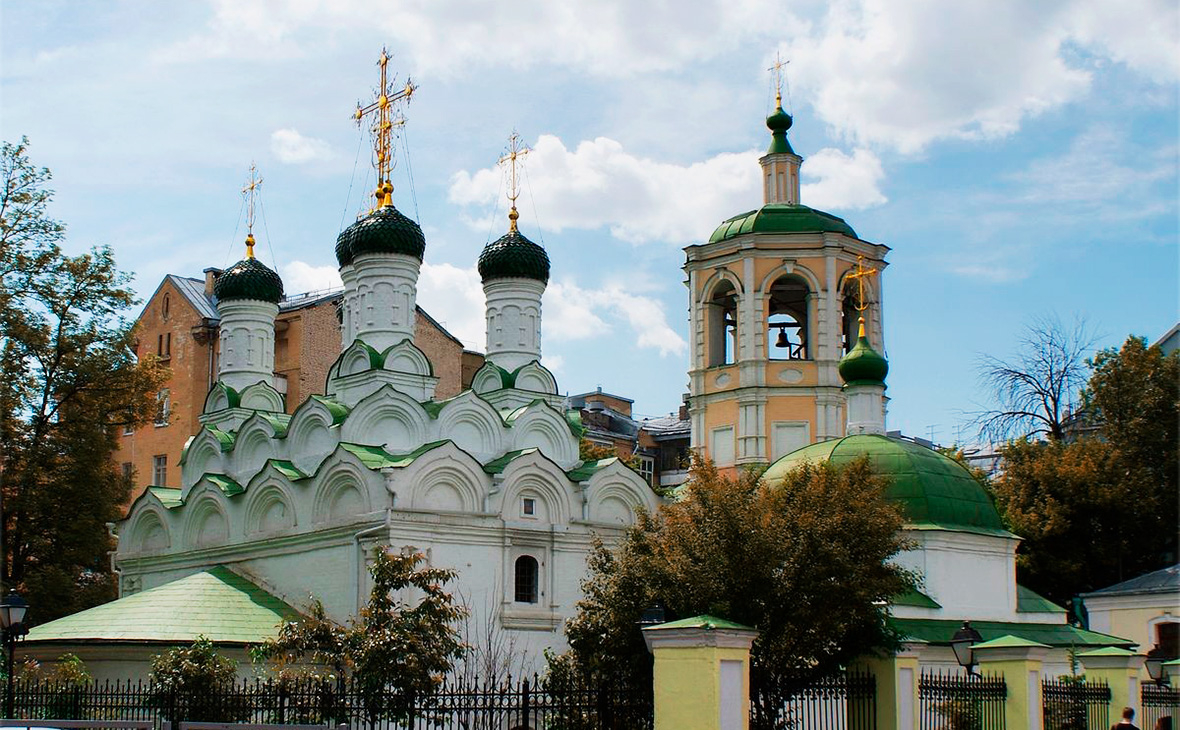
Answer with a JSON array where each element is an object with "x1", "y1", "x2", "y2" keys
[{"x1": 685, "y1": 231, "x2": 889, "y2": 471}]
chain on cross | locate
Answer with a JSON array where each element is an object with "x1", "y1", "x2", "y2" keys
[
  {"x1": 354, "y1": 48, "x2": 415, "y2": 208},
  {"x1": 768, "y1": 53, "x2": 789, "y2": 108},
  {"x1": 499, "y1": 131, "x2": 531, "y2": 232},
  {"x1": 241, "y1": 162, "x2": 263, "y2": 258}
]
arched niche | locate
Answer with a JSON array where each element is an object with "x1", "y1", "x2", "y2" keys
[
  {"x1": 312, "y1": 460, "x2": 372, "y2": 526},
  {"x1": 510, "y1": 404, "x2": 578, "y2": 468},
  {"x1": 837, "y1": 270, "x2": 877, "y2": 354},
  {"x1": 232, "y1": 420, "x2": 277, "y2": 484},
  {"x1": 434, "y1": 393, "x2": 505, "y2": 461},
  {"x1": 287, "y1": 399, "x2": 344, "y2": 475},
  {"x1": 341, "y1": 386, "x2": 429, "y2": 452},
  {"x1": 382, "y1": 339, "x2": 433, "y2": 377},
  {"x1": 336, "y1": 340, "x2": 382, "y2": 377},
  {"x1": 471, "y1": 363, "x2": 510, "y2": 395},
  {"x1": 244, "y1": 482, "x2": 297, "y2": 536},
  {"x1": 239, "y1": 382, "x2": 285, "y2": 412},
  {"x1": 766, "y1": 273, "x2": 811, "y2": 361},
  {"x1": 184, "y1": 494, "x2": 230, "y2": 549},
  {"x1": 499, "y1": 455, "x2": 574, "y2": 525},
  {"x1": 181, "y1": 430, "x2": 231, "y2": 492},
  {"x1": 513, "y1": 361, "x2": 558, "y2": 394},
  {"x1": 703, "y1": 277, "x2": 739, "y2": 367},
  {"x1": 128, "y1": 508, "x2": 172, "y2": 553}
]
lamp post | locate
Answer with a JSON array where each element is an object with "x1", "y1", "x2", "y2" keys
[
  {"x1": 951, "y1": 621, "x2": 983, "y2": 677},
  {"x1": 1145, "y1": 644, "x2": 1169, "y2": 687},
  {"x1": 0, "y1": 592, "x2": 28, "y2": 719}
]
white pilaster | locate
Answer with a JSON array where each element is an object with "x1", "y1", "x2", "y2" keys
[
  {"x1": 484, "y1": 278, "x2": 545, "y2": 372},
  {"x1": 339, "y1": 264, "x2": 357, "y2": 348},
  {"x1": 217, "y1": 299, "x2": 278, "y2": 391}
]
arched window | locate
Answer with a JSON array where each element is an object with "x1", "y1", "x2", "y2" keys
[
  {"x1": 707, "y1": 281, "x2": 738, "y2": 367},
  {"x1": 162, "y1": 294, "x2": 170, "y2": 320},
  {"x1": 767, "y1": 275, "x2": 809, "y2": 360},
  {"x1": 514, "y1": 555, "x2": 539, "y2": 603},
  {"x1": 841, "y1": 279, "x2": 862, "y2": 354}
]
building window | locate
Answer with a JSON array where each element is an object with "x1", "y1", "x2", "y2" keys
[
  {"x1": 121, "y1": 462, "x2": 133, "y2": 481},
  {"x1": 162, "y1": 294, "x2": 170, "y2": 321},
  {"x1": 157, "y1": 332, "x2": 171, "y2": 359},
  {"x1": 521, "y1": 497, "x2": 537, "y2": 518},
  {"x1": 711, "y1": 426, "x2": 735, "y2": 467},
  {"x1": 152, "y1": 455, "x2": 167, "y2": 486},
  {"x1": 767, "y1": 275, "x2": 809, "y2": 360},
  {"x1": 514, "y1": 555, "x2": 539, "y2": 604},
  {"x1": 635, "y1": 455, "x2": 655, "y2": 486},
  {"x1": 1158, "y1": 621, "x2": 1179, "y2": 658},
  {"x1": 122, "y1": 422, "x2": 134, "y2": 436},
  {"x1": 155, "y1": 389, "x2": 170, "y2": 426},
  {"x1": 707, "y1": 281, "x2": 738, "y2": 367}
]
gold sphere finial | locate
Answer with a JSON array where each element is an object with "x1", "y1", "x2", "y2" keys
[
  {"x1": 245, "y1": 232, "x2": 256, "y2": 259},
  {"x1": 508, "y1": 206, "x2": 520, "y2": 232}
]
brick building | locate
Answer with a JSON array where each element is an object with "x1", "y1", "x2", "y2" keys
[{"x1": 116, "y1": 268, "x2": 480, "y2": 499}]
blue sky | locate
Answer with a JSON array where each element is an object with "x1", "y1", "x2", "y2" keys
[{"x1": 2, "y1": 0, "x2": 1176, "y2": 443}]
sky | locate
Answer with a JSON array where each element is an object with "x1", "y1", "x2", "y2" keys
[{"x1": 1, "y1": 0, "x2": 1177, "y2": 444}]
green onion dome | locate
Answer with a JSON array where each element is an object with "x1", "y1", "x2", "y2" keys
[
  {"x1": 478, "y1": 229, "x2": 550, "y2": 284},
  {"x1": 763, "y1": 434, "x2": 1009, "y2": 536},
  {"x1": 839, "y1": 329, "x2": 889, "y2": 386},
  {"x1": 766, "y1": 105, "x2": 795, "y2": 155},
  {"x1": 339, "y1": 204, "x2": 426, "y2": 265},
  {"x1": 213, "y1": 253, "x2": 284, "y2": 304}
]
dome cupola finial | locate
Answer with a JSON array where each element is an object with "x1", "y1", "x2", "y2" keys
[{"x1": 766, "y1": 53, "x2": 795, "y2": 155}]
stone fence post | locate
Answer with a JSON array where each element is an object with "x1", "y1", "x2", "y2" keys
[
  {"x1": 643, "y1": 615, "x2": 758, "y2": 730},
  {"x1": 974, "y1": 635, "x2": 1049, "y2": 730},
  {"x1": 852, "y1": 646, "x2": 921, "y2": 730},
  {"x1": 1079, "y1": 647, "x2": 1144, "y2": 724}
]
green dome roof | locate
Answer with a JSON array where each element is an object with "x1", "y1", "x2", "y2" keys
[
  {"x1": 213, "y1": 256, "x2": 284, "y2": 304},
  {"x1": 709, "y1": 203, "x2": 857, "y2": 243},
  {"x1": 766, "y1": 105, "x2": 795, "y2": 155},
  {"x1": 839, "y1": 332, "x2": 889, "y2": 386},
  {"x1": 337, "y1": 204, "x2": 426, "y2": 266},
  {"x1": 478, "y1": 229, "x2": 550, "y2": 284},
  {"x1": 762, "y1": 434, "x2": 1009, "y2": 536}
]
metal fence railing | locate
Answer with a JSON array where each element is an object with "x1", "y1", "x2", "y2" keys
[
  {"x1": 750, "y1": 668, "x2": 877, "y2": 730},
  {"x1": 0, "y1": 675, "x2": 652, "y2": 730},
  {"x1": 918, "y1": 670, "x2": 1007, "y2": 730},
  {"x1": 1041, "y1": 677, "x2": 1110, "y2": 730},
  {"x1": 1142, "y1": 683, "x2": 1180, "y2": 730}
]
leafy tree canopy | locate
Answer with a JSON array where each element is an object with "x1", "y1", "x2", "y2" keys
[
  {"x1": 553, "y1": 455, "x2": 915, "y2": 692},
  {"x1": 0, "y1": 138, "x2": 168, "y2": 622}
]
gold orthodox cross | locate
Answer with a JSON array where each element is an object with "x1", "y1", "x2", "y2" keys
[
  {"x1": 241, "y1": 163, "x2": 263, "y2": 258},
  {"x1": 354, "y1": 48, "x2": 415, "y2": 208},
  {"x1": 498, "y1": 131, "x2": 531, "y2": 232},
  {"x1": 845, "y1": 256, "x2": 877, "y2": 313},
  {"x1": 768, "y1": 53, "x2": 789, "y2": 107}
]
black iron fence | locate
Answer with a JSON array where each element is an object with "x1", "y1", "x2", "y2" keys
[
  {"x1": 918, "y1": 670, "x2": 1007, "y2": 730},
  {"x1": 750, "y1": 668, "x2": 877, "y2": 730},
  {"x1": 1142, "y1": 682, "x2": 1180, "y2": 730},
  {"x1": 1, "y1": 675, "x2": 652, "y2": 730},
  {"x1": 1041, "y1": 676, "x2": 1109, "y2": 730}
]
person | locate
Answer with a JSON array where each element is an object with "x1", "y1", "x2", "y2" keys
[
  {"x1": 1154, "y1": 717, "x2": 1172, "y2": 730},
  {"x1": 1111, "y1": 706, "x2": 1140, "y2": 729}
]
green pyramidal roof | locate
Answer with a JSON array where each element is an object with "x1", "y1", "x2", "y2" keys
[
  {"x1": 763, "y1": 434, "x2": 1010, "y2": 536},
  {"x1": 25, "y1": 567, "x2": 300, "y2": 644},
  {"x1": 710, "y1": 204, "x2": 857, "y2": 243}
]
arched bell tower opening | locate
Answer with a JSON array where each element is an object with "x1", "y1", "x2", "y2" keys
[
  {"x1": 841, "y1": 279, "x2": 862, "y2": 354},
  {"x1": 707, "y1": 281, "x2": 738, "y2": 367},
  {"x1": 767, "y1": 275, "x2": 810, "y2": 361}
]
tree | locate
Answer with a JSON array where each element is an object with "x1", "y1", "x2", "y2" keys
[
  {"x1": 253, "y1": 548, "x2": 467, "y2": 725},
  {"x1": 972, "y1": 315, "x2": 1095, "y2": 442},
  {"x1": 992, "y1": 336, "x2": 1179, "y2": 604},
  {"x1": 147, "y1": 636, "x2": 247, "y2": 722},
  {"x1": 0, "y1": 137, "x2": 168, "y2": 622},
  {"x1": 552, "y1": 455, "x2": 915, "y2": 695}
]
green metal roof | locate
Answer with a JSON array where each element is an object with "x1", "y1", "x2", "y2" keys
[
  {"x1": 339, "y1": 440, "x2": 449, "y2": 470},
  {"x1": 567, "y1": 457, "x2": 620, "y2": 482},
  {"x1": 478, "y1": 229, "x2": 550, "y2": 284},
  {"x1": 893, "y1": 587, "x2": 942, "y2": 609},
  {"x1": 203, "y1": 474, "x2": 245, "y2": 497},
  {"x1": 648, "y1": 615, "x2": 754, "y2": 631},
  {"x1": 266, "y1": 459, "x2": 307, "y2": 481},
  {"x1": 973, "y1": 635, "x2": 1050, "y2": 649},
  {"x1": 25, "y1": 567, "x2": 300, "y2": 644},
  {"x1": 1077, "y1": 646, "x2": 1136, "y2": 657},
  {"x1": 709, "y1": 204, "x2": 857, "y2": 243},
  {"x1": 308, "y1": 395, "x2": 350, "y2": 426},
  {"x1": 888, "y1": 617, "x2": 1133, "y2": 648},
  {"x1": 763, "y1": 434, "x2": 1011, "y2": 537},
  {"x1": 1017, "y1": 585, "x2": 1066, "y2": 613},
  {"x1": 337, "y1": 204, "x2": 426, "y2": 265},
  {"x1": 839, "y1": 333, "x2": 889, "y2": 386},
  {"x1": 213, "y1": 256, "x2": 284, "y2": 304},
  {"x1": 148, "y1": 487, "x2": 183, "y2": 509},
  {"x1": 482, "y1": 449, "x2": 537, "y2": 475}
]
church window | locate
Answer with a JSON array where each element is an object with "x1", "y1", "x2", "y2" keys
[
  {"x1": 707, "y1": 281, "x2": 738, "y2": 367},
  {"x1": 521, "y1": 497, "x2": 537, "y2": 518},
  {"x1": 514, "y1": 555, "x2": 539, "y2": 603},
  {"x1": 767, "y1": 275, "x2": 809, "y2": 360},
  {"x1": 162, "y1": 294, "x2": 170, "y2": 320},
  {"x1": 152, "y1": 455, "x2": 167, "y2": 486}
]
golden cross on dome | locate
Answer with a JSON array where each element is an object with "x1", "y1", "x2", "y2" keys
[
  {"x1": 498, "y1": 131, "x2": 531, "y2": 232},
  {"x1": 241, "y1": 163, "x2": 263, "y2": 258},
  {"x1": 768, "y1": 53, "x2": 789, "y2": 108},
  {"x1": 845, "y1": 255, "x2": 877, "y2": 335},
  {"x1": 354, "y1": 48, "x2": 415, "y2": 208}
]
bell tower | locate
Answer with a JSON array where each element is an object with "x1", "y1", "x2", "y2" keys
[{"x1": 684, "y1": 62, "x2": 891, "y2": 471}]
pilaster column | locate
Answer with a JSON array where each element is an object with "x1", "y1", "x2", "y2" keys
[
  {"x1": 643, "y1": 616, "x2": 758, "y2": 730},
  {"x1": 974, "y1": 635, "x2": 1049, "y2": 730},
  {"x1": 852, "y1": 645, "x2": 921, "y2": 730},
  {"x1": 1079, "y1": 647, "x2": 1144, "y2": 723}
]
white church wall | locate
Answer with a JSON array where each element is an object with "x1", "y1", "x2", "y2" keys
[{"x1": 893, "y1": 529, "x2": 1024, "y2": 623}]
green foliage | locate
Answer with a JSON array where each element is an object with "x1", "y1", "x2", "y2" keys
[
  {"x1": 17, "y1": 652, "x2": 92, "y2": 685},
  {"x1": 0, "y1": 137, "x2": 168, "y2": 622},
  {"x1": 992, "y1": 335, "x2": 1179, "y2": 606},
  {"x1": 147, "y1": 636, "x2": 247, "y2": 722},
  {"x1": 553, "y1": 454, "x2": 915, "y2": 691},
  {"x1": 253, "y1": 548, "x2": 467, "y2": 725}
]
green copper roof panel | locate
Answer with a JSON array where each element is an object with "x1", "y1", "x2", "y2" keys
[
  {"x1": 478, "y1": 229, "x2": 551, "y2": 284},
  {"x1": 888, "y1": 617, "x2": 1133, "y2": 648},
  {"x1": 1077, "y1": 646, "x2": 1137, "y2": 657},
  {"x1": 483, "y1": 449, "x2": 538, "y2": 475},
  {"x1": 340, "y1": 440, "x2": 449, "y2": 470},
  {"x1": 25, "y1": 567, "x2": 300, "y2": 644},
  {"x1": 203, "y1": 474, "x2": 245, "y2": 497},
  {"x1": 892, "y1": 587, "x2": 942, "y2": 609},
  {"x1": 213, "y1": 257, "x2": 284, "y2": 304},
  {"x1": 567, "y1": 457, "x2": 619, "y2": 482},
  {"x1": 764, "y1": 435, "x2": 1011, "y2": 537},
  {"x1": 973, "y1": 635, "x2": 1050, "y2": 649},
  {"x1": 257, "y1": 413, "x2": 290, "y2": 437},
  {"x1": 308, "y1": 395, "x2": 350, "y2": 426},
  {"x1": 1017, "y1": 585, "x2": 1066, "y2": 613},
  {"x1": 709, "y1": 204, "x2": 857, "y2": 244},
  {"x1": 648, "y1": 615, "x2": 754, "y2": 631},
  {"x1": 148, "y1": 487, "x2": 183, "y2": 509},
  {"x1": 266, "y1": 460, "x2": 307, "y2": 481}
]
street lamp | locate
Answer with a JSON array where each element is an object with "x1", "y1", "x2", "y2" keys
[
  {"x1": 951, "y1": 621, "x2": 984, "y2": 677},
  {"x1": 0, "y1": 592, "x2": 29, "y2": 719},
  {"x1": 1145, "y1": 644, "x2": 1169, "y2": 687}
]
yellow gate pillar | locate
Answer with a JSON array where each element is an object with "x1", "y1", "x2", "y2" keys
[
  {"x1": 852, "y1": 645, "x2": 921, "y2": 730},
  {"x1": 973, "y1": 635, "x2": 1049, "y2": 730},
  {"x1": 1079, "y1": 647, "x2": 1144, "y2": 723},
  {"x1": 643, "y1": 615, "x2": 758, "y2": 730}
]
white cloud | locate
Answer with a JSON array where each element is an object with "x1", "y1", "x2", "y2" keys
[
  {"x1": 270, "y1": 128, "x2": 334, "y2": 164},
  {"x1": 545, "y1": 279, "x2": 687, "y2": 357},
  {"x1": 451, "y1": 134, "x2": 760, "y2": 245},
  {"x1": 281, "y1": 261, "x2": 342, "y2": 293},
  {"x1": 801, "y1": 148, "x2": 887, "y2": 210},
  {"x1": 416, "y1": 263, "x2": 487, "y2": 350}
]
